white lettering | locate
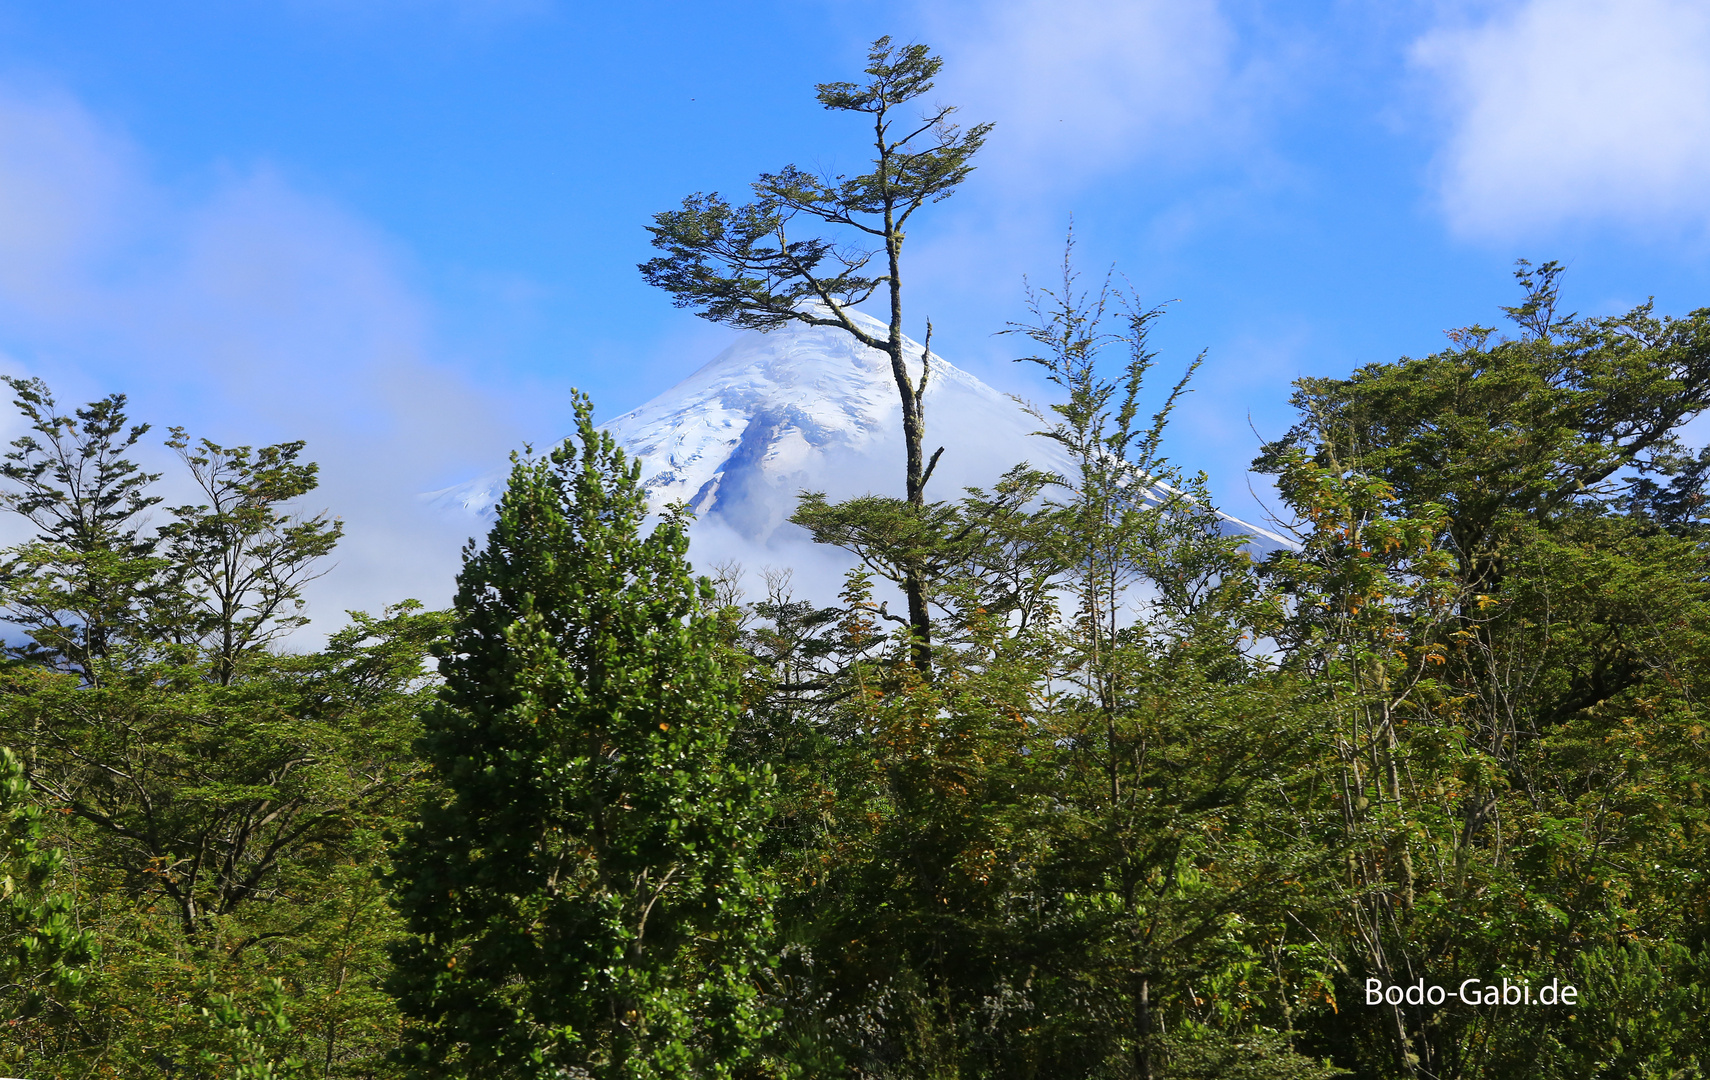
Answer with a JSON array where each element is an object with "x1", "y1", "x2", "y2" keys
[{"x1": 1371, "y1": 974, "x2": 1574, "y2": 1006}]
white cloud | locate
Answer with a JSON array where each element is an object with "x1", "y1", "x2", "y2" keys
[
  {"x1": 0, "y1": 91, "x2": 147, "y2": 323},
  {"x1": 924, "y1": 0, "x2": 1241, "y2": 190},
  {"x1": 1414, "y1": 0, "x2": 1710, "y2": 236},
  {"x1": 0, "y1": 85, "x2": 527, "y2": 638}
]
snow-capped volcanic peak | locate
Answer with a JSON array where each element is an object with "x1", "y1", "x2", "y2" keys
[
  {"x1": 424, "y1": 310, "x2": 1292, "y2": 554},
  {"x1": 611, "y1": 311, "x2": 905, "y2": 505},
  {"x1": 607, "y1": 310, "x2": 1022, "y2": 527},
  {"x1": 430, "y1": 310, "x2": 1050, "y2": 543}
]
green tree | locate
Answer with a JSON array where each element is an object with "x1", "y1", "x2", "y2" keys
[
  {"x1": 1256, "y1": 259, "x2": 1710, "y2": 595},
  {"x1": 160, "y1": 429, "x2": 344, "y2": 685},
  {"x1": 1258, "y1": 263, "x2": 1710, "y2": 1079},
  {"x1": 1000, "y1": 251, "x2": 1337, "y2": 1080},
  {"x1": 0, "y1": 385, "x2": 408, "y2": 945},
  {"x1": 751, "y1": 244, "x2": 1342, "y2": 1080},
  {"x1": 5, "y1": 601, "x2": 444, "y2": 1080},
  {"x1": 0, "y1": 377, "x2": 168, "y2": 678},
  {"x1": 641, "y1": 36, "x2": 991, "y2": 672},
  {"x1": 387, "y1": 395, "x2": 785, "y2": 1079},
  {"x1": 0, "y1": 380, "x2": 440, "y2": 1078},
  {"x1": 6, "y1": 605, "x2": 439, "y2": 941}
]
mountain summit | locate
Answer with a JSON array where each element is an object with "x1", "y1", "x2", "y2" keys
[{"x1": 427, "y1": 310, "x2": 1291, "y2": 552}]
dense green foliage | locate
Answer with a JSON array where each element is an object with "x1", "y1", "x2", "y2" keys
[
  {"x1": 1248, "y1": 262, "x2": 1710, "y2": 1078},
  {"x1": 4, "y1": 260, "x2": 1707, "y2": 1078},
  {"x1": 0, "y1": 378, "x2": 443, "y2": 1078},
  {"x1": 0, "y1": 47, "x2": 1704, "y2": 1076},
  {"x1": 386, "y1": 396, "x2": 783, "y2": 1079},
  {"x1": 686, "y1": 253, "x2": 1710, "y2": 1079},
  {"x1": 730, "y1": 254, "x2": 1353, "y2": 1079},
  {"x1": 1, "y1": 745, "x2": 99, "y2": 1045}
]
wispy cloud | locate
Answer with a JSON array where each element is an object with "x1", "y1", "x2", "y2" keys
[
  {"x1": 1414, "y1": 0, "x2": 1710, "y2": 237},
  {"x1": 0, "y1": 90, "x2": 147, "y2": 325},
  {"x1": 925, "y1": 0, "x2": 1242, "y2": 192},
  {"x1": 0, "y1": 84, "x2": 524, "y2": 634}
]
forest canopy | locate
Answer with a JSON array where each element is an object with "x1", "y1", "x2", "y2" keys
[
  {"x1": 1, "y1": 38, "x2": 1707, "y2": 1080},
  {"x1": 2, "y1": 251, "x2": 1705, "y2": 1080}
]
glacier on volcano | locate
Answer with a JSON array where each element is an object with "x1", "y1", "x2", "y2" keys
[{"x1": 425, "y1": 310, "x2": 1291, "y2": 568}]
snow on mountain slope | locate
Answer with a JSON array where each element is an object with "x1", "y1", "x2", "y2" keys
[{"x1": 425, "y1": 310, "x2": 1292, "y2": 556}]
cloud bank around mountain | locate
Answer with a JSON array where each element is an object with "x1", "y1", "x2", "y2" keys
[
  {"x1": 1414, "y1": 0, "x2": 1710, "y2": 238},
  {"x1": 0, "y1": 83, "x2": 523, "y2": 637}
]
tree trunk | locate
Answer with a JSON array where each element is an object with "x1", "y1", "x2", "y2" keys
[
  {"x1": 1136, "y1": 975, "x2": 1153, "y2": 1080},
  {"x1": 883, "y1": 205, "x2": 934, "y2": 676}
]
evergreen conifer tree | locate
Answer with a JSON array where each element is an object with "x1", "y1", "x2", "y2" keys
[{"x1": 387, "y1": 394, "x2": 784, "y2": 1080}]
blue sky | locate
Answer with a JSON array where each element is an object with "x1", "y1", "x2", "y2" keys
[{"x1": 2, "y1": 0, "x2": 1709, "y2": 614}]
